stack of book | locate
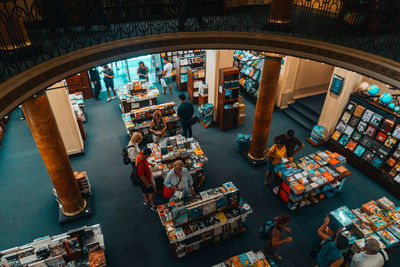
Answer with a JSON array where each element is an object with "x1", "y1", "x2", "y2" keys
[
  {"x1": 146, "y1": 135, "x2": 208, "y2": 192},
  {"x1": 0, "y1": 224, "x2": 106, "y2": 267},
  {"x1": 157, "y1": 182, "x2": 252, "y2": 258},
  {"x1": 198, "y1": 103, "x2": 214, "y2": 127},
  {"x1": 213, "y1": 250, "x2": 276, "y2": 267},
  {"x1": 74, "y1": 171, "x2": 92, "y2": 196},
  {"x1": 117, "y1": 82, "x2": 159, "y2": 113},
  {"x1": 327, "y1": 197, "x2": 400, "y2": 254},
  {"x1": 273, "y1": 150, "x2": 351, "y2": 210}
]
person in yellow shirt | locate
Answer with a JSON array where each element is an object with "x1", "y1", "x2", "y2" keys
[{"x1": 265, "y1": 136, "x2": 287, "y2": 187}]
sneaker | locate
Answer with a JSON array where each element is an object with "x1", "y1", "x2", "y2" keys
[
  {"x1": 150, "y1": 206, "x2": 157, "y2": 212},
  {"x1": 143, "y1": 201, "x2": 149, "y2": 206},
  {"x1": 111, "y1": 95, "x2": 117, "y2": 100},
  {"x1": 106, "y1": 97, "x2": 111, "y2": 102}
]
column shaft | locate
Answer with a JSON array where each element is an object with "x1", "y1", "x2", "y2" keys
[
  {"x1": 22, "y1": 93, "x2": 86, "y2": 216},
  {"x1": 248, "y1": 53, "x2": 283, "y2": 160}
]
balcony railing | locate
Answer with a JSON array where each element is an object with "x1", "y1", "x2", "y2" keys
[{"x1": 1, "y1": 0, "x2": 399, "y2": 83}]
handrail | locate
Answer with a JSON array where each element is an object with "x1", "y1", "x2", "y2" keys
[{"x1": 0, "y1": 0, "x2": 399, "y2": 83}]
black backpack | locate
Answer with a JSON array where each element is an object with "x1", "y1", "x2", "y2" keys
[
  {"x1": 130, "y1": 160, "x2": 146, "y2": 186},
  {"x1": 122, "y1": 145, "x2": 135, "y2": 165}
]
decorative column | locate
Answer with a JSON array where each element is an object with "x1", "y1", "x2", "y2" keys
[
  {"x1": 248, "y1": 53, "x2": 283, "y2": 161},
  {"x1": 22, "y1": 93, "x2": 86, "y2": 216},
  {"x1": 268, "y1": 0, "x2": 294, "y2": 24}
]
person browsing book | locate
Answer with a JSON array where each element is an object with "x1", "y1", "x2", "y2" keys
[
  {"x1": 351, "y1": 238, "x2": 388, "y2": 267},
  {"x1": 177, "y1": 94, "x2": 194, "y2": 138},
  {"x1": 276, "y1": 130, "x2": 304, "y2": 162},
  {"x1": 136, "y1": 148, "x2": 156, "y2": 211},
  {"x1": 264, "y1": 214, "x2": 292, "y2": 261},
  {"x1": 127, "y1": 132, "x2": 143, "y2": 165},
  {"x1": 101, "y1": 64, "x2": 117, "y2": 102},
  {"x1": 164, "y1": 160, "x2": 195, "y2": 202},
  {"x1": 149, "y1": 110, "x2": 167, "y2": 143},
  {"x1": 265, "y1": 136, "x2": 287, "y2": 187},
  {"x1": 137, "y1": 61, "x2": 149, "y2": 81}
]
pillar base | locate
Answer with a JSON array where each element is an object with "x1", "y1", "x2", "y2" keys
[
  {"x1": 59, "y1": 196, "x2": 92, "y2": 224},
  {"x1": 242, "y1": 151, "x2": 267, "y2": 168}
]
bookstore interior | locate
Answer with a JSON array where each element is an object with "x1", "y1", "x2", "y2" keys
[{"x1": 2, "y1": 49, "x2": 400, "y2": 266}]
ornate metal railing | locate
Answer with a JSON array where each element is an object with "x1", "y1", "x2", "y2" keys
[{"x1": 1, "y1": 0, "x2": 399, "y2": 83}]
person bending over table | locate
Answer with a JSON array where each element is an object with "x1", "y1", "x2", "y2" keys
[
  {"x1": 275, "y1": 129, "x2": 304, "y2": 162},
  {"x1": 164, "y1": 160, "x2": 195, "y2": 202},
  {"x1": 265, "y1": 136, "x2": 287, "y2": 187},
  {"x1": 149, "y1": 110, "x2": 167, "y2": 144}
]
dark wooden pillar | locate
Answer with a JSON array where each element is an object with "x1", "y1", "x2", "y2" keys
[
  {"x1": 248, "y1": 53, "x2": 283, "y2": 160},
  {"x1": 268, "y1": 0, "x2": 294, "y2": 24},
  {"x1": 22, "y1": 93, "x2": 86, "y2": 216}
]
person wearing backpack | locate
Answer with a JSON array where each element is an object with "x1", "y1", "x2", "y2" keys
[
  {"x1": 264, "y1": 214, "x2": 293, "y2": 261},
  {"x1": 316, "y1": 216, "x2": 349, "y2": 267},
  {"x1": 350, "y1": 238, "x2": 388, "y2": 267},
  {"x1": 127, "y1": 132, "x2": 143, "y2": 165},
  {"x1": 136, "y1": 148, "x2": 156, "y2": 212}
]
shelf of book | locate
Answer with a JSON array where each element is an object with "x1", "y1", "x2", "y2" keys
[
  {"x1": 213, "y1": 250, "x2": 277, "y2": 267},
  {"x1": 0, "y1": 224, "x2": 107, "y2": 267},
  {"x1": 121, "y1": 102, "x2": 181, "y2": 143},
  {"x1": 157, "y1": 182, "x2": 252, "y2": 258},
  {"x1": 326, "y1": 197, "x2": 400, "y2": 259},
  {"x1": 146, "y1": 135, "x2": 208, "y2": 193},
  {"x1": 117, "y1": 81, "x2": 159, "y2": 113},
  {"x1": 217, "y1": 67, "x2": 240, "y2": 131},
  {"x1": 272, "y1": 150, "x2": 351, "y2": 210},
  {"x1": 329, "y1": 93, "x2": 400, "y2": 198},
  {"x1": 187, "y1": 68, "x2": 205, "y2": 104},
  {"x1": 174, "y1": 51, "x2": 205, "y2": 91},
  {"x1": 69, "y1": 92, "x2": 86, "y2": 122}
]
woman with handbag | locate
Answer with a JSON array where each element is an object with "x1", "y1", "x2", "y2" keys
[
  {"x1": 149, "y1": 110, "x2": 167, "y2": 143},
  {"x1": 163, "y1": 160, "x2": 195, "y2": 201},
  {"x1": 265, "y1": 136, "x2": 287, "y2": 187}
]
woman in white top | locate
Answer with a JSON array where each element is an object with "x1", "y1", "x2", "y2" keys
[{"x1": 127, "y1": 132, "x2": 143, "y2": 165}]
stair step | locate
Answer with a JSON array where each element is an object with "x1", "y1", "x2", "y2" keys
[
  {"x1": 282, "y1": 108, "x2": 314, "y2": 131},
  {"x1": 290, "y1": 102, "x2": 319, "y2": 124},
  {"x1": 296, "y1": 96, "x2": 325, "y2": 116}
]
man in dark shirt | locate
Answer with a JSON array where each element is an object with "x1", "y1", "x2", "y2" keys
[
  {"x1": 101, "y1": 64, "x2": 117, "y2": 102},
  {"x1": 275, "y1": 130, "x2": 304, "y2": 162},
  {"x1": 177, "y1": 94, "x2": 194, "y2": 138},
  {"x1": 88, "y1": 68, "x2": 102, "y2": 100}
]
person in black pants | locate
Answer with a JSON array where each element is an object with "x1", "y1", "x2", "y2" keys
[
  {"x1": 177, "y1": 94, "x2": 194, "y2": 138},
  {"x1": 89, "y1": 68, "x2": 102, "y2": 100}
]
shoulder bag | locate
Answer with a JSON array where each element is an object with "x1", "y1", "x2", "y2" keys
[{"x1": 163, "y1": 173, "x2": 182, "y2": 199}]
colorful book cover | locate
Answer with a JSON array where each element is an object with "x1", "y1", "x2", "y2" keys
[
  {"x1": 341, "y1": 112, "x2": 351, "y2": 123},
  {"x1": 377, "y1": 146, "x2": 391, "y2": 158},
  {"x1": 353, "y1": 145, "x2": 366, "y2": 157},
  {"x1": 346, "y1": 102, "x2": 357, "y2": 113},
  {"x1": 344, "y1": 126, "x2": 355, "y2": 136},
  {"x1": 357, "y1": 121, "x2": 368, "y2": 132},
  {"x1": 354, "y1": 105, "x2": 366, "y2": 118},
  {"x1": 361, "y1": 109, "x2": 374, "y2": 122},
  {"x1": 372, "y1": 157, "x2": 384, "y2": 168},
  {"x1": 338, "y1": 135, "x2": 350, "y2": 146},
  {"x1": 393, "y1": 125, "x2": 400, "y2": 139},
  {"x1": 365, "y1": 125, "x2": 377, "y2": 137},
  {"x1": 376, "y1": 229, "x2": 399, "y2": 247},
  {"x1": 369, "y1": 140, "x2": 381, "y2": 152},
  {"x1": 360, "y1": 135, "x2": 372, "y2": 147},
  {"x1": 362, "y1": 150, "x2": 375, "y2": 162},
  {"x1": 386, "y1": 157, "x2": 396, "y2": 167},
  {"x1": 348, "y1": 116, "x2": 360, "y2": 127},
  {"x1": 376, "y1": 131, "x2": 387, "y2": 142},
  {"x1": 384, "y1": 136, "x2": 397, "y2": 148},
  {"x1": 331, "y1": 130, "x2": 342, "y2": 141},
  {"x1": 370, "y1": 113, "x2": 383, "y2": 127},
  {"x1": 345, "y1": 140, "x2": 358, "y2": 151},
  {"x1": 381, "y1": 119, "x2": 395, "y2": 132},
  {"x1": 336, "y1": 121, "x2": 347, "y2": 132},
  {"x1": 352, "y1": 131, "x2": 363, "y2": 142}
]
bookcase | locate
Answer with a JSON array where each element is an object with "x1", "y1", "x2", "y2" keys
[
  {"x1": 217, "y1": 67, "x2": 240, "y2": 131},
  {"x1": 187, "y1": 68, "x2": 205, "y2": 104},
  {"x1": 0, "y1": 224, "x2": 106, "y2": 267},
  {"x1": 174, "y1": 51, "x2": 205, "y2": 91},
  {"x1": 157, "y1": 182, "x2": 252, "y2": 258},
  {"x1": 234, "y1": 50, "x2": 264, "y2": 100},
  {"x1": 65, "y1": 72, "x2": 93, "y2": 99},
  {"x1": 328, "y1": 93, "x2": 400, "y2": 198}
]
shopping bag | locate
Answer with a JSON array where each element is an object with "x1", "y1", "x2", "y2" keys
[
  {"x1": 163, "y1": 186, "x2": 174, "y2": 199},
  {"x1": 160, "y1": 78, "x2": 167, "y2": 88}
]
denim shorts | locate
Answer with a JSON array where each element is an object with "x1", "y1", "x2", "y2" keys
[{"x1": 164, "y1": 76, "x2": 173, "y2": 85}]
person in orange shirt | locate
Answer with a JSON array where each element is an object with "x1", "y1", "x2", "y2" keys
[{"x1": 265, "y1": 136, "x2": 287, "y2": 187}]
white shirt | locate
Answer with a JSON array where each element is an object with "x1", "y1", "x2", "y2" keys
[
  {"x1": 351, "y1": 251, "x2": 388, "y2": 267},
  {"x1": 164, "y1": 168, "x2": 193, "y2": 200},
  {"x1": 127, "y1": 141, "x2": 140, "y2": 164},
  {"x1": 164, "y1": 62, "x2": 173, "y2": 77}
]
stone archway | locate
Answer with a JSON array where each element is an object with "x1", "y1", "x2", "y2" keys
[{"x1": 1, "y1": 31, "x2": 400, "y2": 118}]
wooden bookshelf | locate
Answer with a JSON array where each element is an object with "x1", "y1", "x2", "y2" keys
[
  {"x1": 174, "y1": 52, "x2": 205, "y2": 91},
  {"x1": 217, "y1": 67, "x2": 240, "y2": 131}
]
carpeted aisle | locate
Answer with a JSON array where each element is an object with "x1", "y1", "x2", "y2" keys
[{"x1": 0, "y1": 84, "x2": 399, "y2": 267}]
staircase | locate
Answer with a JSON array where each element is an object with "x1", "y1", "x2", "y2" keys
[{"x1": 282, "y1": 99, "x2": 321, "y2": 131}]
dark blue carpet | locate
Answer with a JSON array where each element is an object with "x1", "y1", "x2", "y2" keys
[{"x1": 0, "y1": 84, "x2": 399, "y2": 266}]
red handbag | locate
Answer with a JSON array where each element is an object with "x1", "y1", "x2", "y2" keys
[{"x1": 162, "y1": 174, "x2": 182, "y2": 199}]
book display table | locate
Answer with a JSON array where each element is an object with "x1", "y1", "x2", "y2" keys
[
  {"x1": 117, "y1": 82, "x2": 159, "y2": 113},
  {"x1": 121, "y1": 102, "x2": 181, "y2": 142},
  {"x1": 213, "y1": 250, "x2": 277, "y2": 267},
  {"x1": 157, "y1": 182, "x2": 252, "y2": 258},
  {"x1": 0, "y1": 224, "x2": 107, "y2": 267},
  {"x1": 146, "y1": 135, "x2": 208, "y2": 192},
  {"x1": 326, "y1": 197, "x2": 400, "y2": 259},
  {"x1": 272, "y1": 150, "x2": 351, "y2": 210}
]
